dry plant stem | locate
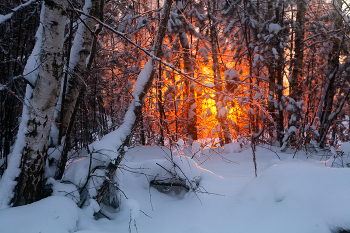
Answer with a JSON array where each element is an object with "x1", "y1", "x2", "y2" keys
[{"x1": 251, "y1": 137, "x2": 257, "y2": 177}]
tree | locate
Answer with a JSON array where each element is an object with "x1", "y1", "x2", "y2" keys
[
  {"x1": 0, "y1": 0, "x2": 68, "y2": 207},
  {"x1": 318, "y1": 0, "x2": 348, "y2": 148},
  {"x1": 176, "y1": 0, "x2": 198, "y2": 142},
  {"x1": 290, "y1": 0, "x2": 306, "y2": 101},
  {"x1": 91, "y1": 0, "x2": 173, "y2": 204},
  {"x1": 209, "y1": 0, "x2": 231, "y2": 145},
  {"x1": 54, "y1": 0, "x2": 102, "y2": 179},
  {"x1": 0, "y1": 0, "x2": 40, "y2": 168}
]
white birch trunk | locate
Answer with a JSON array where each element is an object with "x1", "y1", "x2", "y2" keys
[
  {"x1": 0, "y1": 0, "x2": 67, "y2": 208},
  {"x1": 58, "y1": 0, "x2": 100, "y2": 140}
]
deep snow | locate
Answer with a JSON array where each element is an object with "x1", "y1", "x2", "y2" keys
[{"x1": 1, "y1": 143, "x2": 350, "y2": 233}]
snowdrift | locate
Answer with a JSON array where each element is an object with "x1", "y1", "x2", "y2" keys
[{"x1": 1, "y1": 145, "x2": 350, "y2": 233}]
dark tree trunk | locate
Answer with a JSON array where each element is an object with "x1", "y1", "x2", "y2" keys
[{"x1": 209, "y1": 0, "x2": 230, "y2": 145}]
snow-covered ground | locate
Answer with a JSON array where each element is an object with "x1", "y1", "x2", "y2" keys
[{"x1": 1, "y1": 143, "x2": 350, "y2": 233}]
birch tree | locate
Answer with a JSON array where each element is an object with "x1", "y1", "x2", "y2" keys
[
  {"x1": 54, "y1": 0, "x2": 102, "y2": 179},
  {"x1": 0, "y1": 0, "x2": 67, "y2": 207},
  {"x1": 57, "y1": 0, "x2": 101, "y2": 142}
]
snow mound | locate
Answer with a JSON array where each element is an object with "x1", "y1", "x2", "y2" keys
[
  {"x1": 191, "y1": 141, "x2": 202, "y2": 156},
  {"x1": 46, "y1": 177, "x2": 80, "y2": 203},
  {"x1": 340, "y1": 142, "x2": 350, "y2": 156},
  {"x1": 231, "y1": 162, "x2": 350, "y2": 233},
  {"x1": 150, "y1": 156, "x2": 201, "y2": 195},
  {"x1": 330, "y1": 142, "x2": 350, "y2": 167},
  {"x1": 125, "y1": 199, "x2": 140, "y2": 220},
  {"x1": 82, "y1": 199, "x2": 100, "y2": 217},
  {"x1": 0, "y1": 196, "x2": 79, "y2": 233},
  {"x1": 339, "y1": 142, "x2": 350, "y2": 167},
  {"x1": 223, "y1": 142, "x2": 241, "y2": 153},
  {"x1": 63, "y1": 154, "x2": 105, "y2": 188}
]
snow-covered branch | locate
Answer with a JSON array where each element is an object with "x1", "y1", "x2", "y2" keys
[{"x1": 0, "y1": 0, "x2": 38, "y2": 25}]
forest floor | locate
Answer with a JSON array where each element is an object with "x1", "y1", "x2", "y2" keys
[{"x1": 1, "y1": 143, "x2": 350, "y2": 233}]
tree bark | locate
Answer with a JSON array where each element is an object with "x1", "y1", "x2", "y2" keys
[
  {"x1": 275, "y1": 2, "x2": 285, "y2": 146},
  {"x1": 3, "y1": 0, "x2": 68, "y2": 207},
  {"x1": 209, "y1": 0, "x2": 231, "y2": 145},
  {"x1": 290, "y1": 0, "x2": 306, "y2": 101},
  {"x1": 318, "y1": 0, "x2": 343, "y2": 148},
  {"x1": 178, "y1": 25, "x2": 197, "y2": 141},
  {"x1": 266, "y1": 0, "x2": 277, "y2": 139},
  {"x1": 94, "y1": 0, "x2": 173, "y2": 205},
  {"x1": 58, "y1": 0, "x2": 101, "y2": 141}
]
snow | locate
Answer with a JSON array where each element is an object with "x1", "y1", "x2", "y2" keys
[
  {"x1": 82, "y1": 199, "x2": 100, "y2": 217},
  {"x1": 269, "y1": 23, "x2": 282, "y2": 34},
  {"x1": 22, "y1": 1, "x2": 45, "y2": 86},
  {"x1": 0, "y1": 13, "x2": 12, "y2": 24},
  {"x1": 272, "y1": 47, "x2": 279, "y2": 60},
  {"x1": 125, "y1": 199, "x2": 140, "y2": 220},
  {"x1": 191, "y1": 141, "x2": 201, "y2": 156},
  {"x1": 2, "y1": 145, "x2": 350, "y2": 233},
  {"x1": 224, "y1": 69, "x2": 239, "y2": 80},
  {"x1": 69, "y1": 0, "x2": 92, "y2": 74},
  {"x1": 335, "y1": 142, "x2": 350, "y2": 167},
  {"x1": 204, "y1": 83, "x2": 215, "y2": 88},
  {"x1": 135, "y1": 17, "x2": 149, "y2": 31},
  {"x1": 223, "y1": 142, "x2": 241, "y2": 153},
  {"x1": 341, "y1": 142, "x2": 350, "y2": 156},
  {"x1": 0, "y1": 196, "x2": 79, "y2": 233},
  {"x1": 89, "y1": 59, "x2": 154, "y2": 160},
  {"x1": 155, "y1": 155, "x2": 201, "y2": 188},
  {"x1": 47, "y1": 177, "x2": 80, "y2": 203},
  {"x1": 0, "y1": 0, "x2": 37, "y2": 25},
  {"x1": 198, "y1": 47, "x2": 209, "y2": 62},
  {"x1": 231, "y1": 162, "x2": 350, "y2": 233}
]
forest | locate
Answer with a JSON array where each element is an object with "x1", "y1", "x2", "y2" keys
[{"x1": 0, "y1": 0, "x2": 350, "y2": 232}]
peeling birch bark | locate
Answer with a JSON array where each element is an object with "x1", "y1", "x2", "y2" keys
[
  {"x1": 58, "y1": 0, "x2": 100, "y2": 140},
  {"x1": 0, "y1": 0, "x2": 68, "y2": 207}
]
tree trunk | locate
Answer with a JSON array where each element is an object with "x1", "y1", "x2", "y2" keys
[
  {"x1": 157, "y1": 62, "x2": 165, "y2": 146},
  {"x1": 52, "y1": 0, "x2": 102, "y2": 179},
  {"x1": 0, "y1": 0, "x2": 68, "y2": 208},
  {"x1": 58, "y1": 0, "x2": 101, "y2": 141},
  {"x1": 318, "y1": 0, "x2": 343, "y2": 148},
  {"x1": 209, "y1": 0, "x2": 231, "y2": 145},
  {"x1": 275, "y1": 2, "x2": 285, "y2": 146},
  {"x1": 94, "y1": 0, "x2": 173, "y2": 205},
  {"x1": 178, "y1": 26, "x2": 197, "y2": 141},
  {"x1": 290, "y1": 0, "x2": 306, "y2": 101},
  {"x1": 266, "y1": 0, "x2": 276, "y2": 140}
]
